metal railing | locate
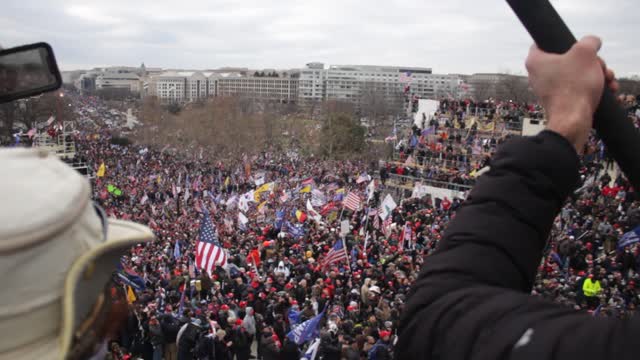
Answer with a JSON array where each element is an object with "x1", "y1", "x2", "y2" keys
[{"x1": 381, "y1": 173, "x2": 474, "y2": 192}]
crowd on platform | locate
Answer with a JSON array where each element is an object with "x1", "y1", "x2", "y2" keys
[{"x1": 5, "y1": 92, "x2": 640, "y2": 360}]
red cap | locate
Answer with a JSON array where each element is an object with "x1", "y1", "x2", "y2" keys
[
  {"x1": 379, "y1": 330, "x2": 391, "y2": 339},
  {"x1": 588, "y1": 274, "x2": 594, "y2": 279},
  {"x1": 221, "y1": 304, "x2": 230, "y2": 311},
  {"x1": 235, "y1": 319, "x2": 243, "y2": 326},
  {"x1": 239, "y1": 301, "x2": 247, "y2": 308}
]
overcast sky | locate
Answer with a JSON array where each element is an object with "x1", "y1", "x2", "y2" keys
[{"x1": 0, "y1": 0, "x2": 637, "y2": 76}]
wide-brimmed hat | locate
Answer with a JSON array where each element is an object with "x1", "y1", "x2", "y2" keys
[{"x1": 0, "y1": 148, "x2": 154, "y2": 359}]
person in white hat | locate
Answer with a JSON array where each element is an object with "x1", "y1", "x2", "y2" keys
[{"x1": 0, "y1": 148, "x2": 155, "y2": 359}]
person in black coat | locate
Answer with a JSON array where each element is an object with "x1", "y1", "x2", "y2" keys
[
  {"x1": 280, "y1": 338, "x2": 301, "y2": 360},
  {"x1": 213, "y1": 330, "x2": 231, "y2": 360},
  {"x1": 260, "y1": 327, "x2": 280, "y2": 360},
  {"x1": 398, "y1": 36, "x2": 624, "y2": 359}
]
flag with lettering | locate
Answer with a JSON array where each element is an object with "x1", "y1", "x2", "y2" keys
[
  {"x1": 618, "y1": 225, "x2": 640, "y2": 250},
  {"x1": 287, "y1": 308, "x2": 325, "y2": 345}
]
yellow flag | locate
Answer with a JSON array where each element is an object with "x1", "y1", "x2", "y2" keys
[
  {"x1": 96, "y1": 162, "x2": 106, "y2": 178},
  {"x1": 254, "y1": 183, "x2": 274, "y2": 202},
  {"x1": 224, "y1": 176, "x2": 230, "y2": 187},
  {"x1": 299, "y1": 185, "x2": 311, "y2": 193},
  {"x1": 126, "y1": 286, "x2": 136, "y2": 304},
  {"x1": 336, "y1": 188, "x2": 345, "y2": 194},
  {"x1": 157, "y1": 175, "x2": 162, "y2": 184}
]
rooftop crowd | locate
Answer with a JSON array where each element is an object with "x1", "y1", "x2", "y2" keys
[{"x1": 9, "y1": 92, "x2": 640, "y2": 359}]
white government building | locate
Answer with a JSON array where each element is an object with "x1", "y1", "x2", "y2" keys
[
  {"x1": 298, "y1": 62, "x2": 464, "y2": 104},
  {"x1": 146, "y1": 62, "x2": 466, "y2": 105},
  {"x1": 149, "y1": 71, "x2": 299, "y2": 103}
]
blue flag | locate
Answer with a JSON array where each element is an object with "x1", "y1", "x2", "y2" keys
[
  {"x1": 173, "y1": 240, "x2": 181, "y2": 259},
  {"x1": 178, "y1": 287, "x2": 186, "y2": 315},
  {"x1": 288, "y1": 308, "x2": 301, "y2": 327},
  {"x1": 287, "y1": 308, "x2": 325, "y2": 345},
  {"x1": 618, "y1": 225, "x2": 640, "y2": 250},
  {"x1": 286, "y1": 221, "x2": 305, "y2": 239},
  {"x1": 116, "y1": 262, "x2": 146, "y2": 291},
  {"x1": 275, "y1": 210, "x2": 285, "y2": 230}
]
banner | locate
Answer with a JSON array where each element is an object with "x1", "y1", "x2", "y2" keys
[
  {"x1": 287, "y1": 309, "x2": 324, "y2": 345},
  {"x1": 379, "y1": 194, "x2": 397, "y2": 220},
  {"x1": 618, "y1": 225, "x2": 640, "y2": 250}
]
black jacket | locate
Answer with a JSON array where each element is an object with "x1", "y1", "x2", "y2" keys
[{"x1": 398, "y1": 131, "x2": 639, "y2": 359}]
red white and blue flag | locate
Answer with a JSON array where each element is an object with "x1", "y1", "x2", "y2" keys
[
  {"x1": 196, "y1": 210, "x2": 227, "y2": 274},
  {"x1": 321, "y1": 239, "x2": 348, "y2": 269},
  {"x1": 343, "y1": 192, "x2": 361, "y2": 212}
]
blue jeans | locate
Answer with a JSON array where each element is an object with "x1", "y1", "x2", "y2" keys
[{"x1": 153, "y1": 344, "x2": 164, "y2": 360}]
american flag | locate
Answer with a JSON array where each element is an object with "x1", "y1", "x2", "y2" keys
[
  {"x1": 373, "y1": 213, "x2": 380, "y2": 230},
  {"x1": 356, "y1": 173, "x2": 369, "y2": 184},
  {"x1": 382, "y1": 216, "x2": 393, "y2": 236},
  {"x1": 321, "y1": 239, "x2": 348, "y2": 269},
  {"x1": 343, "y1": 192, "x2": 361, "y2": 212},
  {"x1": 301, "y1": 177, "x2": 315, "y2": 186},
  {"x1": 399, "y1": 71, "x2": 413, "y2": 84},
  {"x1": 196, "y1": 210, "x2": 227, "y2": 274}
]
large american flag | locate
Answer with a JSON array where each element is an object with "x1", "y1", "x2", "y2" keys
[
  {"x1": 343, "y1": 192, "x2": 361, "y2": 212},
  {"x1": 196, "y1": 210, "x2": 227, "y2": 274},
  {"x1": 321, "y1": 239, "x2": 348, "y2": 269}
]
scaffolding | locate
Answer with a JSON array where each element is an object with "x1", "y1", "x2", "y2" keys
[{"x1": 32, "y1": 121, "x2": 92, "y2": 178}]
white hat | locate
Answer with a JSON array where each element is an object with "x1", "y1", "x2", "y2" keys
[{"x1": 0, "y1": 149, "x2": 154, "y2": 359}]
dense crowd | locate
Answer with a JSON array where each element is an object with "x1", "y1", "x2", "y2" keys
[{"x1": 7, "y1": 91, "x2": 640, "y2": 360}]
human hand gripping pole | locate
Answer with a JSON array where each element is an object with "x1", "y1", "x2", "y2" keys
[{"x1": 506, "y1": 0, "x2": 640, "y2": 192}]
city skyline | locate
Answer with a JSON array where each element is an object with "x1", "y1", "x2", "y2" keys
[{"x1": 3, "y1": 0, "x2": 637, "y2": 76}]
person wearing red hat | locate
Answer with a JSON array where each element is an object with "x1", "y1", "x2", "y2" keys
[{"x1": 367, "y1": 330, "x2": 392, "y2": 360}]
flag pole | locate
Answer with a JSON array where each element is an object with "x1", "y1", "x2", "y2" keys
[
  {"x1": 361, "y1": 199, "x2": 372, "y2": 256},
  {"x1": 343, "y1": 235, "x2": 353, "y2": 274},
  {"x1": 337, "y1": 186, "x2": 351, "y2": 224}
]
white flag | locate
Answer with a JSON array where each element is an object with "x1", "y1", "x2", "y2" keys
[
  {"x1": 366, "y1": 180, "x2": 376, "y2": 202},
  {"x1": 301, "y1": 338, "x2": 321, "y2": 360},
  {"x1": 340, "y1": 220, "x2": 350, "y2": 237},
  {"x1": 379, "y1": 194, "x2": 397, "y2": 220},
  {"x1": 306, "y1": 199, "x2": 324, "y2": 225},
  {"x1": 238, "y1": 212, "x2": 249, "y2": 225}
]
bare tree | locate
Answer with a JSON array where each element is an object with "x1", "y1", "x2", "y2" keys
[
  {"x1": 471, "y1": 82, "x2": 493, "y2": 102},
  {"x1": 618, "y1": 78, "x2": 640, "y2": 96},
  {"x1": 497, "y1": 74, "x2": 534, "y2": 103}
]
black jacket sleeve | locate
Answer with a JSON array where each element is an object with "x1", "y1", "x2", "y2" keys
[{"x1": 397, "y1": 131, "x2": 640, "y2": 360}]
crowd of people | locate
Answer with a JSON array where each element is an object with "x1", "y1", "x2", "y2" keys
[{"x1": 7, "y1": 90, "x2": 640, "y2": 360}]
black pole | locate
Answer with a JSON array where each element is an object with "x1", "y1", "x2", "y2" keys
[{"x1": 506, "y1": 0, "x2": 640, "y2": 191}]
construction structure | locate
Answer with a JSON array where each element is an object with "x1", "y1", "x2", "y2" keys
[{"x1": 33, "y1": 121, "x2": 91, "y2": 177}]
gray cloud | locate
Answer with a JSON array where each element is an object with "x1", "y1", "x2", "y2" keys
[{"x1": 0, "y1": 0, "x2": 637, "y2": 76}]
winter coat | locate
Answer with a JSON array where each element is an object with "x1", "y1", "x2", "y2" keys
[{"x1": 260, "y1": 332, "x2": 280, "y2": 360}]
